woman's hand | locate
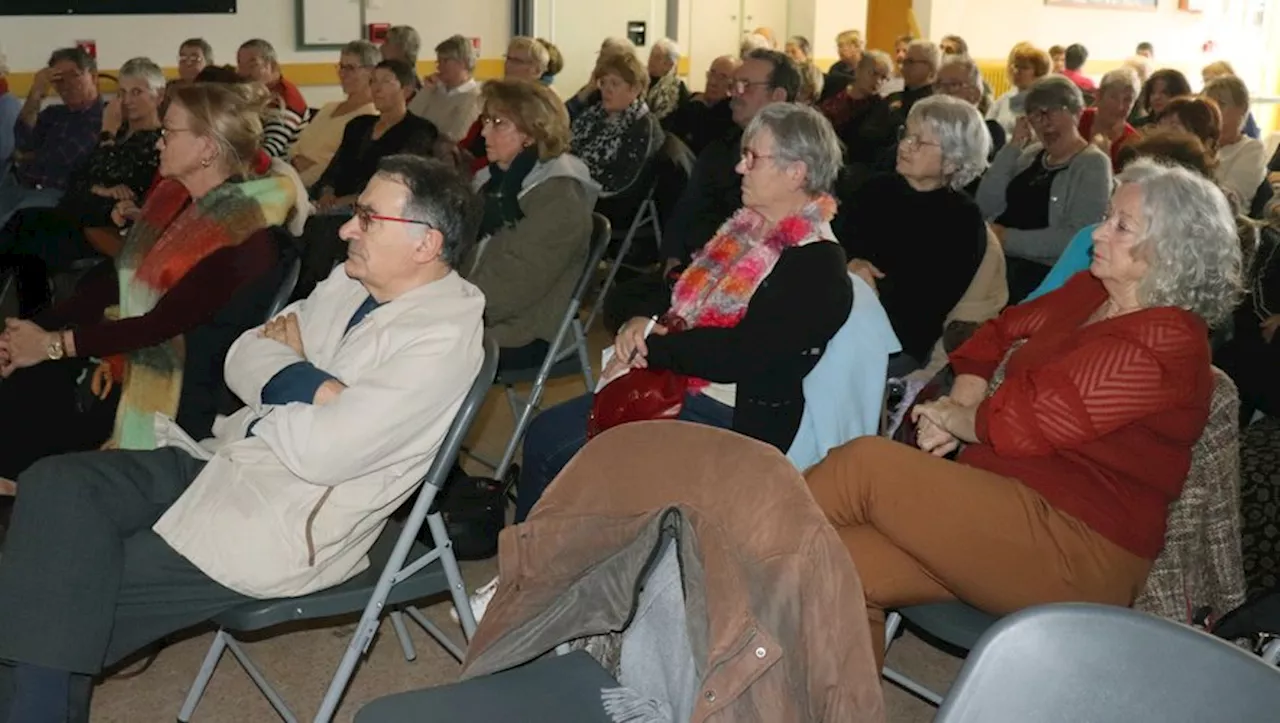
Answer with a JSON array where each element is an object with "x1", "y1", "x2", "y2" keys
[
  {"x1": 915, "y1": 414, "x2": 960, "y2": 457},
  {"x1": 1011, "y1": 116, "x2": 1033, "y2": 147},
  {"x1": 92, "y1": 184, "x2": 136, "y2": 201},
  {"x1": 111, "y1": 199, "x2": 140, "y2": 228},
  {"x1": 0, "y1": 320, "x2": 59, "y2": 377},
  {"x1": 1262, "y1": 314, "x2": 1280, "y2": 344},
  {"x1": 101, "y1": 97, "x2": 123, "y2": 137},
  {"x1": 847, "y1": 258, "x2": 884, "y2": 293},
  {"x1": 911, "y1": 395, "x2": 980, "y2": 445},
  {"x1": 989, "y1": 223, "x2": 1007, "y2": 243},
  {"x1": 613, "y1": 316, "x2": 668, "y2": 369},
  {"x1": 260, "y1": 313, "x2": 305, "y2": 357}
]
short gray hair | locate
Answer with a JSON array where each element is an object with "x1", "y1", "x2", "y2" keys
[
  {"x1": 859, "y1": 49, "x2": 892, "y2": 75},
  {"x1": 508, "y1": 36, "x2": 550, "y2": 76},
  {"x1": 1025, "y1": 74, "x2": 1085, "y2": 116},
  {"x1": 907, "y1": 95, "x2": 991, "y2": 190},
  {"x1": 436, "y1": 34, "x2": 476, "y2": 71},
  {"x1": 118, "y1": 56, "x2": 166, "y2": 94},
  {"x1": 238, "y1": 38, "x2": 278, "y2": 69},
  {"x1": 907, "y1": 39, "x2": 941, "y2": 73},
  {"x1": 386, "y1": 25, "x2": 422, "y2": 64},
  {"x1": 1117, "y1": 159, "x2": 1242, "y2": 326},
  {"x1": 341, "y1": 40, "x2": 381, "y2": 68},
  {"x1": 1098, "y1": 67, "x2": 1140, "y2": 98},
  {"x1": 940, "y1": 53, "x2": 982, "y2": 89},
  {"x1": 653, "y1": 38, "x2": 681, "y2": 65},
  {"x1": 1204, "y1": 75, "x2": 1250, "y2": 111},
  {"x1": 375, "y1": 155, "x2": 481, "y2": 268},
  {"x1": 742, "y1": 103, "x2": 842, "y2": 195}
]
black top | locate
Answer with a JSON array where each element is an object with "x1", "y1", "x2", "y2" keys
[
  {"x1": 646, "y1": 241, "x2": 852, "y2": 452},
  {"x1": 836, "y1": 173, "x2": 987, "y2": 361},
  {"x1": 995, "y1": 151, "x2": 1065, "y2": 231},
  {"x1": 315, "y1": 114, "x2": 438, "y2": 198},
  {"x1": 1268, "y1": 143, "x2": 1280, "y2": 173},
  {"x1": 60, "y1": 128, "x2": 163, "y2": 226},
  {"x1": 660, "y1": 127, "x2": 743, "y2": 264},
  {"x1": 820, "y1": 60, "x2": 856, "y2": 103},
  {"x1": 662, "y1": 98, "x2": 734, "y2": 156}
]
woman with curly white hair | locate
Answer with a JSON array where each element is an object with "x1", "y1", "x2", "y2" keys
[
  {"x1": 809, "y1": 158, "x2": 1243, "y2": 671},
  {"x1": 838, "y1": 94, "x2": 992, "y2": 374}
]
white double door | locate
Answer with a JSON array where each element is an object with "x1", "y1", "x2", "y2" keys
[{"x1": 686, "y1": 0, "x2": 790, "y2": 92}]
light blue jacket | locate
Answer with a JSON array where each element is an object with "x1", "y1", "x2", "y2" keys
[
  {"x1": 1025, "y1": 224, "x2": 1097, "y2": 302},
  {"x1": 787, "y1": 273, "x2": 901, "y2": 471}
]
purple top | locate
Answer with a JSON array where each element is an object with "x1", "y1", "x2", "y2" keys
[{"x1": 13, "y1": 97, "x2": 104, "y2": 189}]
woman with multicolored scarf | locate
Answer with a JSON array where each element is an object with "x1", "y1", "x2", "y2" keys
[
  {"x1": 0, "y1": 81, "x2": 306, "y2": 483},
  {"x1": 512, "y1": 103, "x2": 852, "y2": 523}
]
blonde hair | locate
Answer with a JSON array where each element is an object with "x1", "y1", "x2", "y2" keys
[
  {"x1": 836, "y1": 30, "x2": 862, "y2": 49},
  {"x1": 1201, "y1": 60, "x2": 1236, "y2": 81},
  {"x1": 506, "y1": 36, "x2": 550, "y2": 76},
  {"x1": 172, "y1": 82, "x2": 272, "y2": 175},
  {"x1": 596, "y1": 50, "x2": 650, "y2": 94},
  {"x1": 481, "y1": 79, "x2": 571, "y2": 160},
  {"x1": 1008, "y1": 42, "x2": 1052, "y2": 78}
]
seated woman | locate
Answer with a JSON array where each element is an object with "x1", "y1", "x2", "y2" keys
[
  {"x1": 569, "y1": 49, "x2": 660, "y2": 195},
  {"x1": 515, "y1": 103, "x2": 852, "y2": 522},
  {"x1": 293, "y1": 58, "x2": 438, "y2": 300},
  {"x1": 1156, "y1": 96, "x2": 1222, "y2": 153},
  {"x1": 0, "y1": 82, "x2": 299, "y2": 481},
  {"x1": 807, "y1": 159, "x2": 1243, "y2": 669},
  {"x1": 1079, "y1": 68, "x2": 1140, "y2": 173},
  {"x1": 1216, "y1": 220, "x2": 1280, "y2": 425},
  {"x1": 464, "y1": 80, "x2": 598, "y2": 371},
  {"x1": 784, "y1": 35, "x2": 825, "y2": 104},
  {"x1": 1202, "y1": 75, "x2": 1267, "y2": 212},
  {"x1": 819, "y1": 50, "x2": 890, "y2": 139},
  {"x1": 977, "y1": 75, "x2": 1111, "y2": 304},
  {"x1": 837, "y1": 95, "x2": 991, "y2": 375},
  {"x1": 645, "y1": 38, "x2": 690, "y2": 121},
  {"x1": 1027, "y1": 129, "x2": 1220, "y2": 302},
  {"x1": 0, "y1": 57, "x2": 165, "y2": 316},
  {"x1": 1130, "y1": 69, "x2": 1191, "y2": 129},
  {"x1": 288, "y1": 40, "x2": 378, "y2": 188},
  {"x1": 986, "y1": 43, "x2": 1051, "y2": 136}
]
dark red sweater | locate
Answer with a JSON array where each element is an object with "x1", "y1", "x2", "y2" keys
[
  {"x1": 35, "y1": 229, "x2": 278, "y2": 359},
  {"x1": 950, "y1": 272, "x2": 1213, "y2": 559}
]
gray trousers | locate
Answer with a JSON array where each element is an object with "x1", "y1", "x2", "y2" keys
[{"x1": 0, "y1": 448, "x2": 251, "y2": 721}]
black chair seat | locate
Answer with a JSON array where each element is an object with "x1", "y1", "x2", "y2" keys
[
  {"x1": 354, "y1": 650, "x2": 618, "y2": 723},
  {"x1": 495, "y1": 355, "x2": 583, "y2": 386},
  {"x1": 212, "y1": 520, "x2": 448, "y2": 632},
  {"x1": 900, "y1": 602, "x2": 1000, "y2": 651}
]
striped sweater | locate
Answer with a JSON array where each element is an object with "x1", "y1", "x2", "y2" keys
[{"x1": 950, "y1": 272, "x2": 1213, "y2": 559}]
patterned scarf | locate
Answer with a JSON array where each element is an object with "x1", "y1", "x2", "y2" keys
[
  {"x1": 106, "y1": 174, "x2": 297, "y2": 450},
  {"x1": 570, "y1": 99, "x2": 649, "y2": 179},
  {"x1": 478, "y1": 147, "x2": 539, "y2": 239},
  {"x1": 668, "y1": 193, "x2": 837, "y2": 332},
  {"x1": 646, "y1": 72, "x2": 682, "y2": 121}
]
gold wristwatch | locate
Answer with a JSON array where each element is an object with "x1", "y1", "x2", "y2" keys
[{"x1": 46, "y1": 333, "x2": 65, "y2": 361}]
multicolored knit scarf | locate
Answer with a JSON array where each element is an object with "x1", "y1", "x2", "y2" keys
[
  {"x1": 106, "y1": 174, "x2": 297, "y2": 450},
  {"x1": 668, "y1": 193, "x2": 837, "y2": 331}
]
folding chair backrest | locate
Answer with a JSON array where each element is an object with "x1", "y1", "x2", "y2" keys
[
  {"x1": 543, "y1": 212, "x2": 611, "y2": 368},
  {"x1": 265, "y1": 255, "x2": 302, "y2": 321},
  {"x1": 935, "y1": 603, "x2": 1280, "y2": 723}
]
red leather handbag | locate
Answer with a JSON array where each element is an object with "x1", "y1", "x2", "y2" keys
[{"x1": 586, "y1": 315, "x2": 689, "y2": 440}]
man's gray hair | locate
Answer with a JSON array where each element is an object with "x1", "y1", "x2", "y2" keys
[
  {"x1": 1025, "y1": 74, "x2": 1085, "y2": 115},
  {"x1": 1098, "y1": 67, "x2": 1140, "y2": 98},
  {"x1": 1117, "y1": 159, "x2": 1243, "y2": 326},
  {"x1": 386, "y1": 25, "x2": 422, "y2": 64},
  {"x1": 940, "y1": 53, "x2": 982, "y2": 89},
  {"x1": 375, "y1": 155, "x2": 482, "y2": 268},
  {"x1": 49, "y1": 47, "x2": 97, "y2": 74},
  {"x1": 907, "y1": 95, "x2": 991, "y2": 190},
  {"x1": 238, "y1": 39, "x2": 278, "y2": 69},
  {"x1": 653, "y1": 38, "x2": 681, "y2": 65},
  {"x1": 341, "y1": 40, "x2": 382, "y2": 68},
  {"x1": 118, "y1": 56, "x2": 166, "y2": 94},
  {"x1": 436, "y1": 34, "x2": 477, "y2": 72},
  {"x1": 859, "y1": 49, "x2": 892, "y2": 75},
  {"x1": 907, "y1": 39, "x2": 941, "y2": 73},
  {"x1": 743, "y1": 103, "x2": 843, "y2": 195}
]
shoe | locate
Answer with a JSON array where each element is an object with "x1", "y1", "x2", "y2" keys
[{"x1": 451, "y1": 575, "x2": 500, "y2": 625}]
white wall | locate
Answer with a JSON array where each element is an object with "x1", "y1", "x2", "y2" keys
[
  {"x1": 813, "y1": 0, "x2": 867, "y2": 60},
  {"x1": 535, "y1": 0, "x2": 668, "y2": 94}
]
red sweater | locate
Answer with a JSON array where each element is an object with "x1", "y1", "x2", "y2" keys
[
  {"x1": 950, "y1": 273, "x2": 1213, "y2": 559},
  {"x1": 1078, "y1": 108, "x2": 1138, "y2": 173}
]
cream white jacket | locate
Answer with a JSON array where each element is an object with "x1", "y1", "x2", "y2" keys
[{"x1": 153, "y1": 266, "x2": 485, "y2": 598}]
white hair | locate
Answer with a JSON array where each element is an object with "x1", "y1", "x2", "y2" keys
[
  {"x1": 907, "y1": 40, "x2": 941, "y2": 73},
  {"x1": 939, "y1": 53, "x2": 982, "y2": 89},
  {"x1": 743, "y1": 103, "x2": 843, "y2": 195},
  {"x1": 740, "y1": 34, "x2": 771, "y2": 56},
  {"x1": 653, "y1": 38, "x2": 681, "y2": 65},
  {"x1": 1099, "y1": 67, "x2": 1140, "y2": 98},
  {"x1": 907, "y1": 95, "x2": 991, "y2": 190},
  {"x1": 1117, "y1": 159, "x2": 1243, "y2": 326},
  {"x1": 118, "y1": 56, "x2": 167, "y2": 94}
]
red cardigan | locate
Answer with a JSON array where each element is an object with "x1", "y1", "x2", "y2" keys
[
  {"x1": 950, "y1": 273, "x2": 1213, "y2": 560},
  {"x1": 1078, "y1": 108, "x2": 1138, "y2": 173}
]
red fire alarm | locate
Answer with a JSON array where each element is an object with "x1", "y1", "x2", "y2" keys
[
  {"x1": 368, "y1": 23, "x2": 390, "y2": 44},
  {"x1": 75, "y1": 39, "x2": 97, "y2": 59},
  {"x1": 470, "y1": 37, "x2": 481, "y2": 55}
]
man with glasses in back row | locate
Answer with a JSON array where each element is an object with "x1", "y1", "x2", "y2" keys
[
  {"x1": 0, "y1": 156, "x2": 486, "y2": 720},
  {"x1": 3, "y1": 47, "x2": 103, "y2": 228}
]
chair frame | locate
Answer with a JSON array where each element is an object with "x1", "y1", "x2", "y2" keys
[
  {"x1": 176, "y1": 337, "x2": 500, "y2": 723},
  {"x1": 581, "y1": 183, "x2": 661, "y2": 334},
  {"x1": 264, "y1": 255, "x2": 302, "y2": 321},
  {"x1": 469, "y1": 214, "x2": 611, "y2": 482}
]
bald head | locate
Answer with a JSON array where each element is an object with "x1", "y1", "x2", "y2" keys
[{"x1": 705, "y1": 55, "x2": 741, "y2": 103}]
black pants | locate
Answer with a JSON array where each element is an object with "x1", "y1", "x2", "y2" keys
[
  {"x1": 0, "y1": 359, "x2": 120, "y2": 480},
  {"x1": 498, "y1": 339, "x2": 550, "y2": 373},
  {"x1": 0, "y1": 448, "x2": 250, "y2": 721},
  {"x1": 1215, "y1": 309, "x2": 1280, "y2": 426},
  {"x1": 1005, "y1": 256, "x2": 1052, "y2": 306},
  {"x1": 292, "y1": 214, "x2": 350, "y2": 303},
  {"x1": 0, "y1": 208, "x2": 101, "y2": 317},
  {"x1": 601, "y1": 272, "x2": 671, "y2": 336}
]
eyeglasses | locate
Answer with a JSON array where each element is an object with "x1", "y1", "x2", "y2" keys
[
  {"x1": 739, "y1": 148, "x2": 778, "y2": 170},
  {"x1": 730, "y1": 79, "x2": 770, "y2": 95},
  {"x1": 159, "y1": 127, "x2": 196, "y2": 142},
  {"x1": 1026, "y1": 106, "x2": 1067, "y2": 124},
  {"x1": 336, "y1": 63, "x2": 364, "y2": 74},
  {"x1": 178, "y1": 54, "x2": 205, "y2": 64},
  {"x1": 353, "y1": 204, "x2": 436, "y2": 233},
  {"x1": 897, "y1": 126, "x2": 941, "y2": 151},
  {"x1": 503, "y1": 54, "x2": 532, "y2": 66},
  {"x1": 479, "y1": 114, "x2": 514, "y2": 131}
]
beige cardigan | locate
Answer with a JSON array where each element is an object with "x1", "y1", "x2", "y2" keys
[{"x1": 289, "y1": 100, "x2": 376, "y2": 187}]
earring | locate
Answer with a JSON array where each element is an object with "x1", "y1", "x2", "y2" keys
[{"x1": 200, "y1": 158, "x2": 212, "y2": 168}]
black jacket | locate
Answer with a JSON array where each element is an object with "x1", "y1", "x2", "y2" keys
[{"x1": 660, "y1": 126, "x2": 743, "y2": 264}]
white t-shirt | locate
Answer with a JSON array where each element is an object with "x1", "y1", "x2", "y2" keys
[{"x1": 1216, "y1": 137, "x2": 1267, "y2": 210}]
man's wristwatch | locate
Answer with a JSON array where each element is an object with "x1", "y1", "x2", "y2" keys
[{"x1": 46, "y1": 332, "x2": 65, "y2": 361}]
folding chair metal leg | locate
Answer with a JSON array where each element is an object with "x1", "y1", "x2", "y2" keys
[
  {"x1": 225, "y1": 635, "x2": 299, "y2": 723},
  {"x1": 582, "y1": 198, "x2": 651, "y2": 333},
  {"x1": 572, "y1": 322, "x2": 594, "y2": 392},
  {"x1": 880, "y1": 610, "x2": 945, "y2": 707},
  {"x1": 388, "y1": 610, "x2": 417, "y2": 662},
  {"x1": 403, "y1": 605, "x2": 466, "y2": 662},
  {"x1": 177, "y1": 629, "x2": 230, "y2": 722},
  {"x1": 495, "y1": 382, "x2": 542, "y2": 481},
  {"x1": 426, "y1": 511, "x2": 477, "y2": 640},
  {"x1": 1264, "y1": 638, "x2": 1280, "y2": 666}
]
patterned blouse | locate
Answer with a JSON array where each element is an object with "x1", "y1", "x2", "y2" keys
[
  {"x1": 61, "y1": 127, "x2": 162, "y2": 226},
  {"x1": 570, "y1": 99, "x2": 654, "y2": 194}
]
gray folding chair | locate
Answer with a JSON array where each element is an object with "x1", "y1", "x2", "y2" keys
[
  {"x1": 176, "y1": 337, "x2": 500, "y2": 723},
  {"x1": 470, "y1": 213, "x2": 611, "y2": 482},
  {"x1": 935, "y1": 603, "x2": 1280, "y2": 722},
  {"x1": 264, "y1": 255, "x2": 302, "y2": 321}
]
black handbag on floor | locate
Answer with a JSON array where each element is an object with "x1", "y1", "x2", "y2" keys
[{"x1": 423, "y1": 465, "x2": 516, "y2": 561}]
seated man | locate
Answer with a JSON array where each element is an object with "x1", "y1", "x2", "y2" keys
[
  {"x1": 661, "y1": 54, "x2": 738, "y2": 156},
  {"x1": 2, "y1": 47, "x2": 104, "y2": 227},
  {"x1": 0, "y1": 155, "x2": 485, "y2": 720}
]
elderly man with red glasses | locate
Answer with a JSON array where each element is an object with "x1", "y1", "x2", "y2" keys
[{"x1": 0, "y1": 155, "x2": 485, "y2": 721}]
